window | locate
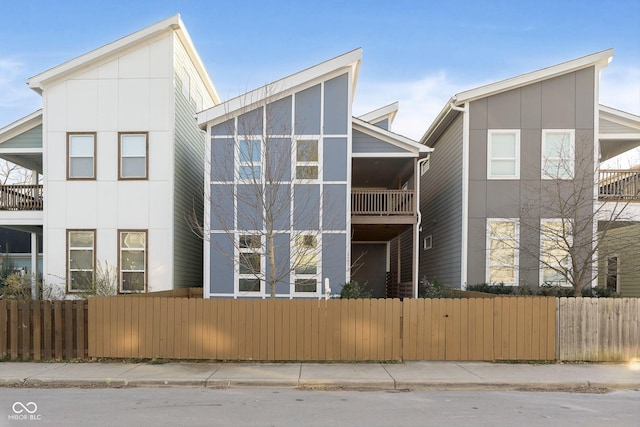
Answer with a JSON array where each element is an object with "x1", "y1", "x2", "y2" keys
[
  {"x1": 487, "y1": 130, "x2": 520, "y2": 179},
  {"x1": 423, "y1": 235, "x2": 432, "y2": 250},
  {"x1": 119, "y1": 132, "x2": 148, "y2": 179},
  {"x1": 67, "y1": 230, "x2": 95, "y2": 292},
  {"x1": 486, "y1": 219, "x2": 519, "y2": 286},
  {"x1": 605, "y1": 256, "x2": 619, "y2": 291},
  {"x1": 293, "y1": 234, "x2": 319, "y2": 293},
  {"x1": 119, "y1": 231, "x2": 146, "y2": 293},
  {"x1": 540, "y1": 219, "x2": 572, "y2": 287},
  {"x1": 295, "y1": 139, "x2": 319, "y2": 180},
  {"x1": 420, "y1": 154, "x2": 431, "y2": 176},
  {"x1": 67, "y1": 133, "x2": 96, "y2": 179},
  {"x1": 238, "y1": 138, "x2": 262, "y2": 181},
  {"x1": 542, "y1": 130, "x2": 575, "y2": 179},
  {"x1": 238, "y1": 234, "x2": 262, "y2": 293}
]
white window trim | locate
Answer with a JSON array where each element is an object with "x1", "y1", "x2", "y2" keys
[
  {"x1": 420, "y1": 154, "x2": 431, "y2": 176},
  {"x1": 236, "y1": 233, "x2": 265, "y2": 296},
  {"x1": 236, "y1": 136, "x2": 263, "y2": 183},
  {"x1": 67, "y1": 230, "x2": 95, "y2": 293},
  {"x1": 423, "y1": 235, "x2": 432, "y2": 250},
  {"x1": 486, "y1": 218, "x2": 519, "y2": 286},
  {"x1": 541, "y1": 129, "x2": 575, "y2": 180},
  {"x1": 291, "y1": 232, "x2": 321, "y2": 297},
  {"x1": 119, "y1": 230, "x2": 147, "y2": 293},
  {"x1": 539, "y1": 218, "x2": 572, "y2": 287},
  {"x1": 487, "y1": 129, "x2": 520, "y2": 179},
  {"x1": 293, "y1": 137, "x2": 321, "y2": 182}
]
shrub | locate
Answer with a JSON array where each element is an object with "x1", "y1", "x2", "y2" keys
[
  {"x1": 2, "y1": 272, "x2": 32, "y2": 300},
  {"x1": 418, "y1": 277, "x2": 455, "y2": 298},
  {"x1": 340, "y1": 281, "x2": 372, "y2": 299}
]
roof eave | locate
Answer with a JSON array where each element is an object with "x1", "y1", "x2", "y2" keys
[
  {"x1": 353, "y1": 117, "x2": 431, "y2": 155},
  {"x1": 0, "y1": 110, "x2": 43, "y2": 145}
]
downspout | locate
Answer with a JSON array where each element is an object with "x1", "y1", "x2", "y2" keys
[
  {"x1": 449, "y1": 101, "x2": 469, "y2": 290},
  {"x1": 414, "y1": 155, "x2": 431, "y2": 298}
]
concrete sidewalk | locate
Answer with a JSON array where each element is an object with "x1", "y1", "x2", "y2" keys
[{"x1": 0, "y1": 361, "x2": 638, "y2": 391}]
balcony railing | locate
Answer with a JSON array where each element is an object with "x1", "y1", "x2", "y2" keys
[
  {"x1": 599, "y1": 170, "x2": 640, "y2": 200},
  {"x1": 0, "y1": 185, "x2": 43, "y2": 210},
  {"x1": 351, "y1": 189, "x2": 415, "y2": 216}
]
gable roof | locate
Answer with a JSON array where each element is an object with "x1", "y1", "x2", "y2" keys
[
  {"x1": 0, "y1": 110, "x2": 42, "y2": 145},
  {"x1": 197, "y1": 49, "x2": 362, "y2": 128},
  {"x1": 27, "y1": 14, "x2": 219, "y2": 103},
  {"x1": 421, "y1": 49, "x2": 614, "y2": 146},
  {"x1": 352, "y1": 117, "x2": 431, "y2": 156},
  {"x1": 357, "y1": 102, "x2": 399, "y2": 128}
]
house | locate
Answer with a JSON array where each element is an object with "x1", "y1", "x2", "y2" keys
[
  {"x1": 418, "y1": 49, "x2": 640, "y2": 293},
  {"x1": 0, "y1": 15, "x2": 219, "y2": 296},
  {"x1": 197, "y1": 50, "x2": 430, "y2": 298}
]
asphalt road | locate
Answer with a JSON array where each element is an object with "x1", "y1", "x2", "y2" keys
[{"x1": 1, "y1": 388, "x2": 638, "y2": 426}]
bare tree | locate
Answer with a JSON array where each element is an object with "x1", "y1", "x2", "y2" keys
[
  {"x1": 0, "y1": 160, "x2": 33, "y2": 185},
  {"x1": 194, "y1": 87, "x2": 336, "y2": 298}
]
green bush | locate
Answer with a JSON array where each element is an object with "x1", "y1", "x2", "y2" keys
[
  {"x1": 468, "y1": 282, "x2": 619, "y2": 297},
  {"x1": 418, "y1": 277, "x2": 455, "y2": 298},
  {"x1": 339, "y1": 281, "x2": 372, "y2": 299}
]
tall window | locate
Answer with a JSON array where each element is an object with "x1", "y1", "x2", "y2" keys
[
  {"x1": 605, "y1": 256, "x2": 619, "y2": 291},
  {"x1": 486, "y1": 219, "x2": 519, "y2": 286},
  {"x1": 540, "y1": 219, "x2": 572, "y2": 287},
  {"x1": 295, "y1": 139, "x2": 319, "y2": 180},
  {"x1": 487, "y1": 130, "x2": 520, "y2": 179},
  {"x1": 293, "y1": 234, "x2": 319, "y2": 293},
  {"x1": 542, "y1": 130, "x2": 575, "y2": 179},
  {"x1": 67, "y1": 230, "x2": 95, "y2": 292},
  {"x1": 238, "y1": 234, "x2": 262, "y2": 293},
  {"x1": 67, "y1": 133, "x2": 96, "y2": 179},
  {"x1": 119, "y1": 132, "x2": 148, "y2": 179},
  {"x1": 119, "y1": 231, "x2": 146, "y2": 293},
  {"x1": 238, "y1": 138, "x2": 262, "y2": 181}
]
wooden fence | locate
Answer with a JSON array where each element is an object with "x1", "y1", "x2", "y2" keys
[
  {"x1": 558, "y1": 297, "x2": 639, "y2": 361},
  {"x1": 0, "y1": 300, "x2": 88, "y2": 360}
]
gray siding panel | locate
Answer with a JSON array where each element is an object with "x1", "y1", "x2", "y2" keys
[
  {"x1": 352, "y1": 130, "x2": 406, "y2": 153},
  {"x1": 237, "y1": 184, "x2": 264, "y2": 230},
  {"x1": 267, "y1": 138, "x2": 291, "y2": 181},
  {"x1": 211, "y1": 119, "x2": 234, "y2": 136},
  {"x1": 272, "y1": 233, "x2": 291, "y2": 295},
  {"x1": 323, "y1": 233, "x2": 347, "y2": 294},
  {"x1": 324, "y1": 137, "x2": 347, "y2": 181},
  {"x1": 267, "y1": 96, "x2": 292, "y2": 135},
  {"x1": 323, "y1": 73, "x2": 348, "y2": 135},
  {"x1": 293, "y1": 184, "x2": 320, "y2": 230},
  {"x1": 266, "y1": 184, "x2": 291, "y2": 230},
  {"x1": 211, "y1": 138, "x2": 234, "y2": 181},
  {"x1": 2, "y1": 124, "x2": 42, "y2": 149},
  {"x1": 210, "y1": 233, "x2": 234, "y2": 293},
  {"x1": 174, "y1": 78, "x2": 204, "y2": 288},
  {"x1": 420, "y1": 114, "x2": 463, "y2": 288},
  {"x1": 295, "y1": 84, "x2": 321, "y2": 134},
  {"x1": 323, "y1": 184, "x2": 347, "y2": 231},
  {"x1": 372, "y1": 118, "x2": 389, "y2": 130},
  {"x1": 238, "y1": 107, "x2": 263, "y2": 136},
  {"x1": 210, "y1": 184, "x2": 234, "y2": 231}
]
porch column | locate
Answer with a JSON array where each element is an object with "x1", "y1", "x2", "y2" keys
[{"x1": 31, "y1": 232, "x2": 38, "y2": 300}]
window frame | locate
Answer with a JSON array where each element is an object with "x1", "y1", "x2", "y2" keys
[
  {"x1": 420, "y1": 154, "x2": 431, "y2": 176},
  {"x1": 118, "y1": 132, "x2": 149, "y2": 180},
  {"x1": 237, "y1": 137, "x2": 263, "y2": 182},
  {"x1": 118, "y1": 230, "x2": 147, "y2": 294},
  {"x1": 605, "y1": 255, "x2": 619, "y2": 292},
  {"x1": 67, "y1": 132, "x2": 96, "y2": 180},
  {"x1": 237, "y1": 233, "x2": 264, "y2": 295},
  {"x1": 486, "y1": 219, "x2": 519, "y2": 286},
  {"x1": 294, "y1": 138, "x2": 320, "y2": 181},
  {"x1": 292, "y1": 233, "x2": 321, "y2": 296},
  {"x1": 423, "y1": 235, "x2": 432, "y2": 250},
  {"x1": 487, "y1": 130, "x2": 520, "y2": 180},
  {"x1": 539, "y1": 218, "x2": 572, "y2": 287},
  {"x1": 541, "y1": 129, "x2": 575, "y2": 180},
  {"x1": 67, "y1": 229, "x2": 96, "y2": 293}
]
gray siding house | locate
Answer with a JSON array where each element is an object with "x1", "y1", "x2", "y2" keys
[
  {"x1": 198, "y1": 50, "x2": 429, "y2": 298},
  {"x1": 419, "y1": 49, "x2": 640, "y2": 292}
]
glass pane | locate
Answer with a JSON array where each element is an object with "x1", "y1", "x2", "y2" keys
[
  {"x1": 295, "y1": 252, "x2": 317, "y2": 275},
  {"x1": 122, "y1": 272, "x2": 145, "y2": 292},
  {"x1": 295, "y1": 279, "x2": 317, "y2": 293},
  {"x1": 70, "y1": 250, "x2": 93, "y2": 269},
  {"x1": 121, "y1": 250, "x2": 145, "y2": 270},
  {"x1": 70, "y1": 158, "x2": 94, "y2": 178},
  {"x1": 296, "y1": 166, "x2": 318, "y2": 180},
  {"x1": 490, "y1": 245, "x2": 514, "y2": 265},
  {"x1": 121, "y1": 134, "x2": 146, "y2": 156},
  {"x1": 543, "y1": 159, "x2": 571, "y2": 178},
  {"x1": 239, "y1": 278, "x2": 260, "y2": 292},
  {"x1": 544, "y1": 133, "x2": 570, "y2": 157},
  {"x1": 239, "y1": 235, "x2": 260, "y2": 249},
  {"x1": 295, "y1": 235, "x2": 317, "y2": 248},
  {"x1": 491, "y1": 134, "x2": 515, "y2": 157},
  {"x1": 122, "y1": 232, "x2": 145, "y2": 249},
  {"x1": 70, "y1": 271, "x2": 93, "y2": 291},
  {"x1": 122, "y1": 158, "x2": 146, "y2": 178},
  {"x1": 69, "y1": 135, "x2": 94, "y2": 156},
  {"x1": 239, "y1": 165, "x2": 261, "y2": 180},
  {"x1": 297, "y1": 140, "x2": 318, "y2": 162},
  {"x1": 489, "y1": 222, "x2": 515, "y2": 239},
  {"x1": 491, "y1": 160, "x2": 516, "y2": 176},
  {"x1": 239, "y1": 252, "x2": 260, "y2": 274},
  {"x1": 70, "y1": 231, "x2": 94, "y2": 248},
  {"x1": 542, "y1": 267, "x2": 567, "y2": 285},
  {"x1": 239, "y1": 139, "x2": 261, "y2": 163},
  {"x1": 489, "y1": 267, "x2": 514, "y2": 284}
]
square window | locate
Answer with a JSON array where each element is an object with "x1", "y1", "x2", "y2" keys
[
  {"x1": 119, "y1": 133, "x2": 148, "y2": 179},
  {"x1": 487, "y1": 130, "x2": 520, "y2": 179},
  {"x1": 68, "y1": 133, "x2": 96, "y2": 179}
]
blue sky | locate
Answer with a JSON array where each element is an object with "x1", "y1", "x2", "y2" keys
[{"x1": 1, "y1": 0, "x2": 639, "y2": 141}]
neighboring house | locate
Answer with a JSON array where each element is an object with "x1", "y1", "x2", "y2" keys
[
  {"x1": 0, "y1": 227, "x2": 43, "y2": 276},
  {"x1": 198, "y1": 50, "x2": 430, "y2": 298},
  {"x1": 0, "y1": 15, "x2": 219, "y2": 296},
  {"x1": 419, "y1": 49, "x2": 640, "y2": 293}
]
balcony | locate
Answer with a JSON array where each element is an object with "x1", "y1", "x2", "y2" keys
[
  {"x1": 599, "y1": 170, "x2": 640, "y2": 201},
  {"x1": 351, "y1": 189, "x2": 415, "y2": 216},
  {"x1": 0, "y1": 185, "x2": 43, "y2": 210}
]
